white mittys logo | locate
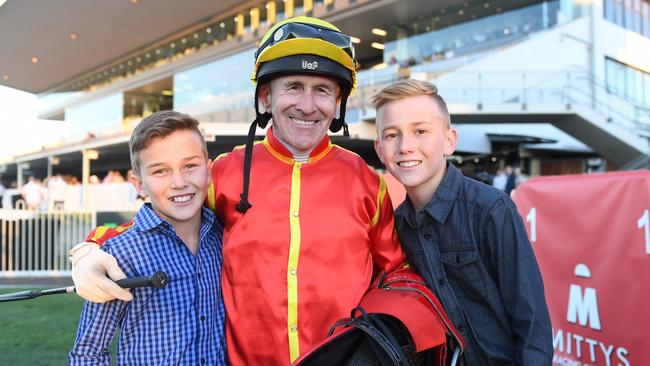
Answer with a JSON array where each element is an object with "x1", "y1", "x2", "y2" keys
[
  {"x1": 302, "y1": 60, "x2": 318, "y2": 70},
  {"x1": 552, "y1": 264, "x2": 630, "y2": 366},
  {"x1": 566, "y1": 263, "x2": 601, "y2": 330}
]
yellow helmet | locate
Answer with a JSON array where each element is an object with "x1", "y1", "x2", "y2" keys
[
  {"x1": 237, "y1": 16, "x2": 358, "y2": 214},
  {"x1": 252, "y1": 16, "x2": 357, "y2": 94}
]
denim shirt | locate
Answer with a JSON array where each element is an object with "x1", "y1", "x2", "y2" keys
[{"x1": 395, "y1": 163, "x2": 553, "y2": 365}]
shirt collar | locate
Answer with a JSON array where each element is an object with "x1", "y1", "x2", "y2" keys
[
  {"x1": 400, "y1": 162, "x2": 463, "y2": 227},
  {"x1": 134, "y1": 203, "x2": 217, "y2": 235},
  {"x1": 263, "y1": 126, "x2": 332, "y2": 164}
]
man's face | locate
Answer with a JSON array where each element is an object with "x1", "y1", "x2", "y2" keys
[
  {"x1": 132, "y1": 130, "x2": 211, "y2": 228},
  {"x1": 260, "y1": 75, "x2": 339, "y2": 155},
  {"x1": 374, "y1": 95, "x2": 457, "y2": 197}
]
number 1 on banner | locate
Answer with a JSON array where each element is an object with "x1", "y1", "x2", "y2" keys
[
  {"x1": 526, "y1": 207, "x2": 536, "y2": 243},
  {"x1": 638, "y1": 209, "x2": 650, "y2": 254}
]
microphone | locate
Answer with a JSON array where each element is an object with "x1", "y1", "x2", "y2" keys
[{"x1": 115, "y1": 271, "x2": 168, "y2": 289}]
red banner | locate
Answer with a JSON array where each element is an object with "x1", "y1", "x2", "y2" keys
[{"x1": 513, "y1": 171, "x2": 650, "y2": 366}]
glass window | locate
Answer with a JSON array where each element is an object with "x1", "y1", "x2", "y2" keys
[
  {"x1": 625, "y1": 0, "x2": 634, "y2": 29},
  {"x1": 174, "y1": 48, "x2": 256, "y2": 122},
  {"x1": 65, "y1": 93, "x2": 123, "y2": 140},
  {"x1": 604, "y1": 0, "x2": 614, "y2": 21},
  {"x1": 634, "y1": 0, "x2": 643, "y2": 33},
  {"x1": 645, "y1": 73, "x2": 650, "y2": 104},
  {"x1": 641, "y1": 1, "x2": 650, "y2": 36},
  {"x1": 614, "y1": 0, "x2": 625, "y2": 25},
  {"x1": 631, "y1": 68, "x2": 645, "y2": 102},
  {"x1": 606, "y1": 57, "x2": 650, "y2": 104},
  {"x1": 606, "y1": 58, "x2": 626, "y2": 96},
  {"x1": 382, "y1": 2, "x2": 557, "y2": 66}
]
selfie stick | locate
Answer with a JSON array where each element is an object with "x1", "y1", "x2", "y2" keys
[{"x1": 0, "y1": 271, "x2": 168, "y2": 303}]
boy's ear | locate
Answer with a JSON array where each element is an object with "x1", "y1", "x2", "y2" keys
[
  {"x1": 373, "y1": 138, "x2": 385, "y2": 165},
  {"x1": 443, "y1": 127, "x2": 458, "y2": 156},
  {"x1": 129, "y1": 173, "x2": 148, "y2": 198},
  {"x1": 206, "y1": 159, "x2": 213, "y2": 186}
]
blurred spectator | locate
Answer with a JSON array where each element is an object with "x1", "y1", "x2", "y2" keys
[
  {"x1": 48, "y1": 174, "x2": 68, "y2": 210},
  {"x1": 111, "y1": 170, "x2": 126, "y2": 183},
  {"x1": 505, "y1": 165, "x2": 516, "y2": 195},
  {"x1": 513, "y1": 166, "x2": 527, "y2": 188},
  {"x1": 21, "y1": 176, "x2": 44, "y2": 210},
  {"x1": 89, "y1": 175, "x2": 101, "y2": 184},
  {"x1": 492, "y1": 168, "x2": 508, "y2": 191},
  {"x1": 102, "y1": 170, "x2": 114, "y2": 184},
  {"x1": 67, "y1": 175, "x2": 80, "y2": 185},
  {"x1": 0, "y1": 180, "x2": 5, "y2": 208}
]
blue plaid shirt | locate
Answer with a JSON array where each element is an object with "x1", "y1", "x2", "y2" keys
[{"x1": 69, "y1": 204, "x2": 227, "y2": 366}]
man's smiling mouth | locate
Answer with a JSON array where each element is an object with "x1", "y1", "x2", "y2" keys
[{"x1": 290, "y1": 117, "x2": 318, "y2": 126}]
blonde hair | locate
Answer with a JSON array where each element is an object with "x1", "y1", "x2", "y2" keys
[
  {"x1": 372, "y1": 79, "x2": 451, "y2": 128},
  {"x1": 129, "y1": 110, "x2": 208, "y2": 177}
]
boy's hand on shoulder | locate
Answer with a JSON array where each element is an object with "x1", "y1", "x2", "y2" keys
[{"x1": 70, "y1": 242, "x2": 134, "y2": 303}]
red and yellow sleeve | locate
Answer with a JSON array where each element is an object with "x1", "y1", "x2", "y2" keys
[
  {"x1": 369, "y1": 175, "x2": 406, "y2": 277},
  {"x1": 85, "y1": 220, "x2": 134, "y2": 245}
]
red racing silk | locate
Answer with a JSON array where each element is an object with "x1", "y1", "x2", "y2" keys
[{"x1": 208, "y1": 128, "x2": 405, "y2": 365}]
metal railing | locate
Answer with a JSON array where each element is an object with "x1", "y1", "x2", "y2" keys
[{"x1": 0, "y1": 209, "x2": 96, "y2": 277}]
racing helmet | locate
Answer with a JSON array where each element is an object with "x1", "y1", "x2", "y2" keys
[{"x1": 251, "y1": 16, "x2": 357, "y2": 133}]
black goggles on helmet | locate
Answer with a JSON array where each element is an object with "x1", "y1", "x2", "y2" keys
[{"x1": 255, "y1": 22, "x2": 356, "y2": 65}]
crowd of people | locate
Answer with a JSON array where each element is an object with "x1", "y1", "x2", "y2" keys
[
  {"x1": 492, "y1": 165, "x2": 526, "y2": 195},
  {"x1": 0, "y1": 171, "x2": 134, "y2": 211}
]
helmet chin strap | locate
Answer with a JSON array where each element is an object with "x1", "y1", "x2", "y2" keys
[
  {"x1": 236, "y1": 84, "x2": 271, "y2": 213},
  {"x1": 330, "y1": 88, "x2": 350, "y2": 136}
]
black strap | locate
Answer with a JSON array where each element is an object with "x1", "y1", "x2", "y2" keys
[
  {"x1": 235, "y1": 115, "x2": 268, "y2": 213},
  {"x1": 330, "y1": 89, "x2": 350, "y2": 136},
  {"x1": 327, "y1": 307, "x2": 411, "y2": 366}
]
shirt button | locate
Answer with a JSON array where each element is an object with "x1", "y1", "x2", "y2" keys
[
  {"x1": 200, "y1": 315, "x2": 206, "y2": 321},
  {"x1": 458, "y1": 325, "x2": 465, "y2": 332},
  {"x1": 201, "y1": 358, "x2": 206, "y2": 364},
  {"x1": 438, "y1": 278, "x2": 445, "y2": 286},
  {"x1": 424, "y1": 234, "x2": 431, "y2": 240},
  {"x1": 290, "y1": 324, "x2": 298, "y2": 332},
  {"x1": 293, "y1": 211, "x2": 299, "y2": 217},
  {"x1": 290, "y1": 269, "x2": 297, "y2": 276},
  {"x1": 197, "y1": 272, "x2": 202, "y2": 278}
]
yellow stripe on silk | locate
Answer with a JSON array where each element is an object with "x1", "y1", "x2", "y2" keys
[
  {"x1": 263, "y1": 137, "x2": 295, "y2": 165},
  {"x1": 115, "y1": 224, "x2": 130, "y2": 233},
  {"x1": 307, "y1": 141, "x2": 333, "y2": 163},
  {"x1": 207, "y1": 180, "x2": 216, "y2": 212},
  {"x1": 370, "y1": 175, "x2": 387, "y2": 228},
  {"x1": 92, "y1": 226, "x2": 109, "y2": 242},
  {"x1": 287, "y1": 162, "x2": 303, "y2": 361}
]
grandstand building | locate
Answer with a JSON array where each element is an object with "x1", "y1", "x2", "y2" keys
[{"x1": 1, "y1": 0, "x2": 649, "y2": 191}]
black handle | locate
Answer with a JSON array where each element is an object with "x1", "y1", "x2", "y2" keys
[{"x1": 115, "y1": 271, "x2": 168, "y2": 289}]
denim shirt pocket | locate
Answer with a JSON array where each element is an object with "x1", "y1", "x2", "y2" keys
[{"x1": 439, "y1": 247, "x2": 487, "y2": 300}]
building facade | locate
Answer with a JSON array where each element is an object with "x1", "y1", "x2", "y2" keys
[{"x1": 1, "y1": 0, "x2": 649, "y2": 194}]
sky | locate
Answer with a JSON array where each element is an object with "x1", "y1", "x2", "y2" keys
[{"x1": 0, "y1": 85, "x2": 66, "y2": 160}]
